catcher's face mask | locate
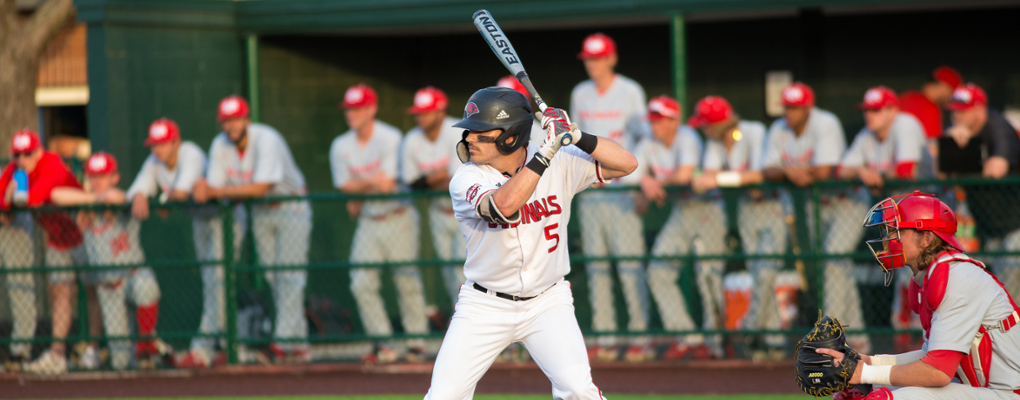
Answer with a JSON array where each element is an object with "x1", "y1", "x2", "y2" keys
[{"x1": 863, "y1": 195, "x2": 910, "y2": 286}]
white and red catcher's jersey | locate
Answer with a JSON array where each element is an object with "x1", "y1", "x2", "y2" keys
[
  {"x1": 570, "y1": 74, "x2": 650, "y2": 148},
  {"x1": 83, "y1": 213, "x2": 145, "y2": 266},
  {"x1": 126, "y1": 141, "x2": 206, "y2": 200},
  {"x1": 400, "y1": 116, "x2": 462, "y2": 211},
  {"x1": 206, "y1": 123, "x2": 307, "y2": 197},
  {"x1": 450, "y1": 145, "x2": 607, "y2": 297}
]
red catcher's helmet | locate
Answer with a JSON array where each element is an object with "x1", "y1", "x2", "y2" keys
[{"x1": 863, "y1": 191, "x2": 961, "y2": 285}]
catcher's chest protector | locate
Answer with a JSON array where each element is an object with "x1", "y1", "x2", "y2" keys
[{"x1": 917, "y1": 250, "x2": 1020, "y2": 388}]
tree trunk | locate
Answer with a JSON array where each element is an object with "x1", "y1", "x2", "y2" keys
[{"x1": 0, "y1": 0, "x2": 75, "y2": 155}]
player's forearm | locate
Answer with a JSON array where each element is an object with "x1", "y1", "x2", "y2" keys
[
  {"x1": 167, "y1": 189, "x2": 191, "y2": 201},
  {"x1": 838, "y1": 167, "x2": 860, "y2": 180},
  {"x1": 667, "y1": 166, "x2": 696, "y2": 186},
  {"x1": 338, "y1": 179, "x2": 374, "y2": 193},
  {"x1": 762, "y1": 167, "x2": 786, "y2": 182},
  {"x1": 889, "y1": 360, "x2": 954, "y2": 387},
  {"x1": 984, "y1": 156, "x2": 1009, "y2": 179},
  {"x1": 211, "y1": 183, "x2": 273, "y2": 199},
  {"x1": 492, "y1": 168, "x2": 541, "y2": 216},
  {"x1": 50, "y1": 188, "x2": 97, "y2": 205},
  {"x1": 588, "y1": 136, "x2": 638, "y2": 179},
  {"x1": 739, "y1": 171, "x2": 763, "y2": 185},
  {"x1": 810, "y1": 165, "x2": 834, "y2": 181}
]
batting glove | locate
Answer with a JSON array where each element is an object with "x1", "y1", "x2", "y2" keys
[{"x1": 536, "y1": 108, "x2": 573, "y2": 164}]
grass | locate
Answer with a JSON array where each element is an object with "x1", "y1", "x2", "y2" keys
[{"x1": 74, "y1": 396, "x2": 803, "y2": 400}]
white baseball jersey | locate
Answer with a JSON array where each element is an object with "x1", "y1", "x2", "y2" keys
[
  {"x1": 925, "y1": 260, "x2": 1020, "y2": 390},
  {"x1": 633, "y1": 125, "x2": 703, "y2": 202},
  {"x1": 126, "y1": 141, "x2": 206, "y2": 200},
  {"x1": 449, "y1": 145, "x2": 607, "y2": 297},
  {"x1": 330, "y1": 120, "x2": 407, "y2": 218},
  {"x1": 82, "y1": 213, "x2": 144, "y2": 267},
  {"x1": 570, "y1": 74, "x2": 650, "y2": 148},
  {"x1": 840, "y1": 113, "x2": 933, "y2": 179},
  {"x1": 401, "y1": 116, "x2": 461, "y2": 211},
  {"x1": 702, "y1": 121, "x2": 768, "y2": 173},
  {"x1": 207, "y1": 123, "x2": 307, "y2": 197}
]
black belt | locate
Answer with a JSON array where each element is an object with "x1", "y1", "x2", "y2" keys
[{"x1": 473, "y1": 282, "x2": 553, "y2": 301}]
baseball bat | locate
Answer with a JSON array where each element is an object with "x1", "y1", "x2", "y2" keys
[
  {"x1": 786, "y1": 214, "x2": 810, "y2": 291},
  {"x1": 471, "y1": 9, "x2": 573, "y2": 146}
]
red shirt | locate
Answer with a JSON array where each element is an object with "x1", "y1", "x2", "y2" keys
[
  {"x1": 899, "y1": 91, "x2": 943, "y2": 139},
  {"x1": 0, "y1": 152, "x2": 83, "y2": 249}
]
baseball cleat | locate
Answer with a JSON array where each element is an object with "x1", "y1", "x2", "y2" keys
[
  {"x1": 175, "y1": 350, "x2": 212, "y2": 369},
  {"x1": 586, "y1": 345, "x2": 619, "y2": 363},
  {"x1": 662, "y1": 343, "x2": 714, "y2": 361},
  {"x1": 624, "y1": 345, "x2": 654, "y2": 363},
  {"x1": 23, "y1": 351, "x2": 68, "y2": 375}
]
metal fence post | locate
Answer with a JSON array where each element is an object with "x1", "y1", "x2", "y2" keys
[
  {"x1": 812, "y1": 186, "x2": 824, "y2": 313},
  {"x1": 222, "y1": 202, "x2": 239, "y2": 364}
]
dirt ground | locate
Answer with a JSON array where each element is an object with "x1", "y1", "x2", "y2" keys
[{"x1": 0, "y1": 360, "x2": 799, "y2": 398}]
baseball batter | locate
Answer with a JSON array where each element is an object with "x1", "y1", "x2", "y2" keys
[
  {"x1": 763, "y1": 82, "x2": 870, "y2": 352},
  {"x1": 820, "y1": 192, "x2": 1020, "y2": 400},
  {"x1": 635, "y1": 96, "x2": 725, "y2": 360},
  {"x1": 194, "y1": 95, "x2": 312, "y2": 361},
  {"x1": 570, "y1": 33, "x2": 651, "y2": 360},
  {"x1": 689, "y1": 96, "x2": 788, "y2": 356},
  {"x1": 126, "y1": 118, "x2": 243, "y2": 368},
  {"x1": 52, "y1": 152, "x2": 165, "y2": 370},
  {"x1": 424, "y1": 86, "x2": 637, "y2": 400},
  {"x1": 402, "y1": 87, "x2": 465, "y2": 305},
  {"x1": 332, "y1": 84, "x2": 428, "y2": 362},
  {"x1": 0, "y1": 130, "x2": 87, "y2": 374},
  {"x1": 838, "y1": 87, "x2": 932, "y2": 340}
]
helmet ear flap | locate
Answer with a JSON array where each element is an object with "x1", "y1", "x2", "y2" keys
[{"x1": 457, "y1": 130, "x2": 470, "y2": 163}]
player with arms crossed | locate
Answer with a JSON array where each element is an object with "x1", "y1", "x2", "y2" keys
[
  {"x1": 52, "y1": 153, "x2": 167, "y2": 370},
  {"x1": 816, "y1": 191, "x2": 1020, "y2": 400},
  {"x1": 424, "y1": 87, "x2": 637, "y2": 399}
]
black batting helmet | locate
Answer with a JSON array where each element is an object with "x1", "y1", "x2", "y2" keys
[{"x1": 453, "y1": 87, "x2": 533, "y2": 162}]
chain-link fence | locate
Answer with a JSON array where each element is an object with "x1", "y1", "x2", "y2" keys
[{"x1": 1, "y1": 177, "x2": 1019, "y2": 370}]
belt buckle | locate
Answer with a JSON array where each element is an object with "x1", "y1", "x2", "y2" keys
[
  {"x1": 998, "y1": 319, "x2": 1006, "y2": 333},
  {"x1": 511, "y1": 294, "x2": 521, "y2": 301}
]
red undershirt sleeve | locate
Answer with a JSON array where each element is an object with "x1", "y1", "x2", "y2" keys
[
  {"x1": 921, "y1": 349, "x2": 966, "y2": 377},
  {"x1": 895, "y1": 161, "x2": 916, "y2": 180}
]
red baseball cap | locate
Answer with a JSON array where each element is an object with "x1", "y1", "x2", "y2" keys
[
  {"x1": 931, "y1": 66, "x2": 962, "y2": 89},
  {"x1": 647, "y1": 96, "x2": 680, "y2": 121},
  {"x1": 341, "y1": 84, "x2": 378, "y2": 109},
  {"x1": 688, "y1": 96, "x2": 734, "y2": 127},
  {"x1": 497, "y1": 75, "x2": 529, "y2": 98},
  {"x1": 144, "y1": 118, "x2": 181, "y2": 146},
  {"x1": 947, "y1": 83, "x2": 988, "y2": 111},
  {"x1": 781, "y1": 82, "x2": 815, "y2": 107},
  {"x1": 858, "y1": 86, "x2": 899, "y2": 110},
  {"x1": 407, "y1": 87, "x2": 448, "y2": 114},
  {"x1": 10, "y1": 129, "x2": 41, "y2": 154},
  {"x1": 218, "y1": 96, "x2": 250, "y2": 121},
  {"x1": 85, "y1": 152, "x2": 118, "y2": 175},
  {"x1": 577, "y1": 33, "x2": 616, "y2": 59}
]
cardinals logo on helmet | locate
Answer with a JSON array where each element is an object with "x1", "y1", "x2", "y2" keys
[{"x1": 464, "y1": 102, "x2": 480, "y2": 119}]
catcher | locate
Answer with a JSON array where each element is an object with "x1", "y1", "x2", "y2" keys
[{"x1": 796, "y1": 191, "x2": 1020, "y2": 399}]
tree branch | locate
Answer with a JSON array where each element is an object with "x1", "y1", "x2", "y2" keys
[{"x1": 17, "y1": 0, "x2": 74, "y2": 59}]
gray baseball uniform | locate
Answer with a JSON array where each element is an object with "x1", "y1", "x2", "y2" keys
[
  {"x1": 640, "y1": 125, "x2": 725, "y2": 350},
  {"x1": 126, "y1": 140, "x2": 244, "y2": 359},
  {"x1": 207, "y1": 123, "x2": 311, "y2": 351},
  {"x1": 570, "y1": 74, "x2": 650, "y2": 349},
  {"x1": 401, "y1": 115, "x2": 465, "y2": 304},
  {"x1": 703, "y1": 120, "x2": 789, "y2": 348},
  {"x1": 764, "y1": 107, "x2": 870, "y2": 351},
  {"x1": 330, "y1": 120, "x2": 428, "y2": 340}
]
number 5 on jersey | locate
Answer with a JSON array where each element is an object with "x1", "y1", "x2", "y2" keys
[{"x1": 544, "y1": 223, "x2": 559, "y2": 253}]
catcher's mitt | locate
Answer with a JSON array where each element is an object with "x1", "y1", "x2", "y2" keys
[{"x1": 794, "y1": 312, "x2": 871, "y2": 397}]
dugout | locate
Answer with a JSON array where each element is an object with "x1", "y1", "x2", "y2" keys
[{"x1": 74, "y1": 0, "x2": 1020, "y2": 342}]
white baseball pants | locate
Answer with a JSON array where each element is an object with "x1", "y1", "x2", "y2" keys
[
  {"x1": 253, "y1": 202, "x2": 312, "y2": 351},
  {"x1": 885, "y1": 383, "x2": 1020, "y2": 399},
  {"x1": 578, "y1": 198, "x2": 648, "y2": 346},
  {"x1": 738, "y1": 198, "x2": 789, "y2": 348},
  {"x1": 1, "y1": 221, "x2": 35, "y2": 358},
  {"x1": 648, "y1": 201, "x2": 727, "y2": 347},
  {"x1": 350, "y1": 208, "x2": 429, "y2": 340},
  {"x1": 425, "y1": 281, "x2": 606, "y2": 400},
  {"x1": 97, "y1": 267, "x2": 161, "y2": 370},
  {"x1": 190, "y1": 206, "x2": 247, "y2": 356},
  {"x1": 429, "y1": 207, "x2": 466, "y2": 305}
]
